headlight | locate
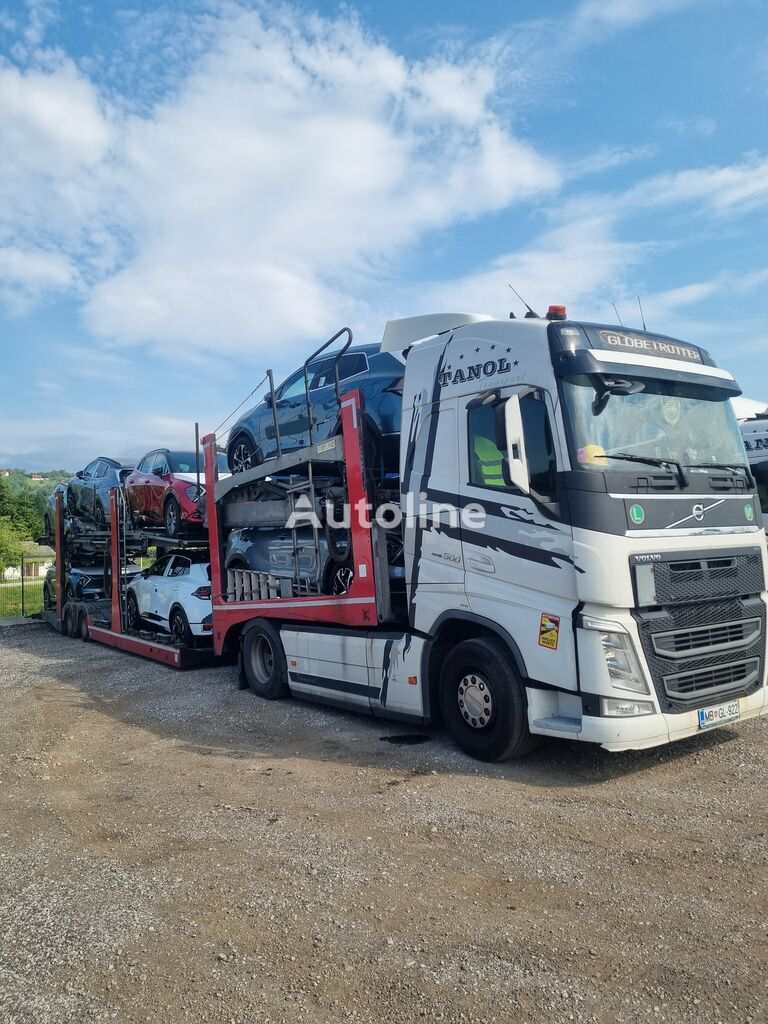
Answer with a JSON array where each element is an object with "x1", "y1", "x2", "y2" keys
[
  {"x1": 581, "y1": 615, "x2": 650, "y2": 694},
  {"x1": 185, "y1": 486, "x2": 203, "y2": 502}
]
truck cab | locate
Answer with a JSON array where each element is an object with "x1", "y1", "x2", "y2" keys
[{"x1": 395, "y1": 310, "x2": 767, "y2": 755}]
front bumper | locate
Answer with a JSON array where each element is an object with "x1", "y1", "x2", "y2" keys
[{"x1": 578, "y1": 686, "x2": 767, "y2": 751}]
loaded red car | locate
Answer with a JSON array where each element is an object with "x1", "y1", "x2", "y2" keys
[{"x1": 124, "y1": 449, "x2": 227, "y2": 538}]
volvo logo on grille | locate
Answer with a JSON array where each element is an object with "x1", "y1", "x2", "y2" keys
[{"x1": 692, "y1": 503, "x2": 705, "y2": 522}]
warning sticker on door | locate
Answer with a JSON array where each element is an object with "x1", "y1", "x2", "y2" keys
[{"x1": 538, "y1": 613, "x2": 560, "y2": 650}]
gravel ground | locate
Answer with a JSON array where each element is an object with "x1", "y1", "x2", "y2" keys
[{"x1": 1, "y1": 621, "x2": 766, "y2": 1024}]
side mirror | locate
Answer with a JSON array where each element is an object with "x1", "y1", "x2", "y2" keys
[
  {"x1": 76, "y1": 470, "x2": 84, "y2": 479},
  {"x1": 504, "y1": 395, "x2": 530, "y2": 495},
  {"x1": 264, "y1": 391, "x2": 273, "y2": 408}
]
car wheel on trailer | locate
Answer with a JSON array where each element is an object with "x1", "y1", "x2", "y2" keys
[
  {"x1": 43, "y1": 584, "x2": 51, "y2": 611},
  {"x1": 164, "y1": 495, "x2": 181, "y2": 538},
  {"x1": 126, "y1": 591, "x2": 141, "y2": 631},
  {"x1": 79, "y1": 611, "x2": 90, "y2": 642},
  {"x1": 324, "y1": 559, "x2": 354, "y2": 596},
  {"x1": 229, "y1": 432, "x2": 258, "y2": 474},
  {"x1": 242, "y1": 620, "x2": 289, "y2": 699},
  {"x1": 170, "y1": 606, "x2": 193, "y2": 647},
  {"x1": 438, "y1": 637, "x2": 538, "y2": 761}
]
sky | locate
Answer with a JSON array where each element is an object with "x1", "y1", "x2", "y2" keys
[{"x1": 0, "y1": 0, "x2": 767, "y2": 470}]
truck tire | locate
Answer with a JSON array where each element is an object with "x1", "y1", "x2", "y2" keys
[
  {"x1": 242, "y1": 620, "x2": 289, "y2": 700},
  {"x1": 62, "y1": 605, "x2": 76, "y2": 638},
  {"x1": 439, "y1": 636, "x2": 538, "y2": 761},
  {"x1": 79, "y1": 611, "x2": 90, "y2": 642}
]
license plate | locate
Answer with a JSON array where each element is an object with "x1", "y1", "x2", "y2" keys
[{"x1": 698, "y1": 699, "x2": 740, "y2": 730}]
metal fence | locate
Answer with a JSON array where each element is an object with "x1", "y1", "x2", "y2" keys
[{"x1": 0, "y1": 555, "x2": 51, "y2": 618}]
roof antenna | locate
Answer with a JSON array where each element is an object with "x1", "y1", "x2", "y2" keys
[
  {"x1": 612, "y1": 302, "x2": 624, "y2": 327},
  {"x1": 508, "y1": 284, "x2": 539, "y2": 319},
  {"x1": 637, "y1": 295, "x2": 647, "y2": 332}
]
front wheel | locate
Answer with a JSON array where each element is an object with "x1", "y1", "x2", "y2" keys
[
  {"x1": 439, "y1": 637, "x2": 538, "y2": 761},
  {"x1": 126, "y1": 591, "x2": 141, "y2": 631},
  {"x1": 164, "y1": 495, "x2": 181, "y2": 538},
  {"x1": 242, "y1": 620, "x2": 289, "y2": 699}
]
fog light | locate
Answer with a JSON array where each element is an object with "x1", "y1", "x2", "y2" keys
[{"x1": 602, "y1": 697, "x2": 655, "y2": 717}]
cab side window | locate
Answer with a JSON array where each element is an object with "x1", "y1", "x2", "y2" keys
[{"x1": 467, "y1": 392, "x2": 557, "y2": 499}]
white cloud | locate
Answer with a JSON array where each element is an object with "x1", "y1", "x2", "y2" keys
[
  {"x1": 660, "y1": 115, "x2": 716, "y2": 138},
  {"x1": 573, "y1": 0, "x2": 701, "y2": 32},
  {"x1": 415, "y1": 214, "x2": 650, "y2": 322},
  {"x1": 0, "y1": 6, "x2": 561, "y2": 356},
  {"x1": 628, "y1": 153, "x2": 768, "y2": 214},
  {"x1": 0, "y1": 245, "x2": 75, "y2": 310}
]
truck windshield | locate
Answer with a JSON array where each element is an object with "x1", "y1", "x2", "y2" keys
[{"x1": 560, "y1": 375, "x2": 748, "y2": 475}]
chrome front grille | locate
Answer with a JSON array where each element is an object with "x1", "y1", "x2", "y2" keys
[
  {"x1": 663, "y1": 659, "x2": 761, "y2": 702},
  {"x1": 651, "y1": 617, "x2": 761, "y2": 660}
]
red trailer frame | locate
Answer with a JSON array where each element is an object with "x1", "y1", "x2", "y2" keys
[{"x1": 203, "y1": 390, "x2": 381, "y2": 657}]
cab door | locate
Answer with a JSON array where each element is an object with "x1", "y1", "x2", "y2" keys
[{"x1": 458, "y1": 386, "x2": 579, "y2": 691}]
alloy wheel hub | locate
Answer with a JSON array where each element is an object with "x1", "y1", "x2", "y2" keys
[{"x1": 457, "y1": 673, "x2": 493, "y2": 729}]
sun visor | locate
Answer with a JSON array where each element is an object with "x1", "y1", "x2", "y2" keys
[{"x1": 551, "y1": 347, "x2": 742, "y2": 395}]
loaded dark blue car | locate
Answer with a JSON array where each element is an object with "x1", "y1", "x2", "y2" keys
[
  {"x1": 226, "y1": 344, "x2": 404, "y2": 474},
  {"x1": 67, "y1": 457, "x2": 135, "y2": 526},
  {"x1": 43, "y1": 559, "x2": 142, "y2": 607}
]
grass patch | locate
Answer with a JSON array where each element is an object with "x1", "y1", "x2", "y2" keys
[{"x1": 0, "y1": 581, "x2": 45, "y2": 617}]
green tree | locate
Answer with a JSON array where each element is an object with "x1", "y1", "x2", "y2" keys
[
  {"x1": 0, "y1": 517, "x2": 23, "y2": 576},
  {"x1": 0, "y1": 478, "x2": 13, "y2": 519}
]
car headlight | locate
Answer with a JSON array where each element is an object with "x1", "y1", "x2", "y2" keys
[
  {"x1": 580, "y1": 615, "x2": 650, "y2": 695},
  {"x1": 185, "y1": 485, "x2": 203, "y2": 502}
]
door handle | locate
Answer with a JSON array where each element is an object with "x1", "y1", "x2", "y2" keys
[{"x1": 467, "y1": 553, "x2": 495, "y2": 573}]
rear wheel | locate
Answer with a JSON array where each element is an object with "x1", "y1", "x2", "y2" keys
[
  {"x1": 170, "y1": 606, "x2": 193, "y2": 647},
  {"x1": 439, "y1": 637, "x2": 538, "y2": 761},
  {"x1": 43, "y1": 584, "x2": 52, "y2": 611},
  {"x1": 242, "y1": 620, "x2": 289, "y2": 699},
  {"x1": 79, "y1": 612, "x2": 90, "y2": 642},
  {"x1": 62, "y1": 605, "x2": 76, "y2": 638},
  {"x1": 164, "y1": 495, "x2": 181, "y2": 538},
  {"x1": 229, "y1": 432, "x2": 258, "y2": 474}
]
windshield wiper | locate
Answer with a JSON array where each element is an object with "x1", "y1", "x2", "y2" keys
[
  {"x1": 600, "y1": 452, "x2": 689, "y2": 488},
  {"x1": 686, "y1": 462, "x2": 750, "y2": 476}
]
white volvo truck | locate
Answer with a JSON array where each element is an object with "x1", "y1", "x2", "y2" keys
[{"x1": 232, "y1": 309, "x2": 768, "y2": 760}]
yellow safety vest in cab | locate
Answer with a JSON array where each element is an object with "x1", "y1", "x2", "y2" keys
[{"x1": 473, "y1": 435, "x2": 506, "y2": 488}]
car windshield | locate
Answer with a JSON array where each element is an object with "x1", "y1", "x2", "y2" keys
[
  {"x1": 169, "y1": 452, "x2": 228, "y2": 474},
  {"x1": 560, "y1": 375, "x2": 748, "y2": 475}
]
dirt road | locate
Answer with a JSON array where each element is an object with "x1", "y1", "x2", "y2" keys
[{"x1": 1, "y1": 621, "x2": 766, "y2": 1023}]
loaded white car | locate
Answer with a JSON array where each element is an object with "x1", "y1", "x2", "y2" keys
[{"x1": 126, "y1": 552, "x2": 212, "y2": 644}]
